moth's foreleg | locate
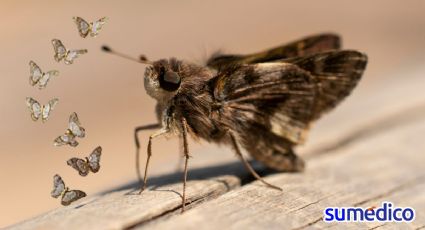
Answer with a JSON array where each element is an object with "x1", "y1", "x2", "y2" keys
[
  {"x1": 138, "y1": 128, "x2": 169, "y2": 194},
  {"x1": 175, "y1": 135, "x2": 184, "y2": 173},
  {"x1": 134, "y1": 123, "x2": 161, "y2": 193},
  {"x1": 180, "y1": 117, "x2": 190, "y2": 212},
  {"x1": 229, "y1": 132, "x2": 283, "y2": 191}
]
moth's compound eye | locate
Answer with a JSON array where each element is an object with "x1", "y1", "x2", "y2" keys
[{"x1": 159, "y1": 68, "x2": 181, "y2": 91}]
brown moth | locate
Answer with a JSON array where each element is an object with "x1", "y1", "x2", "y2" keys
[{"x1": 102, "y1": 33, "x2": 368, "y2": 211}]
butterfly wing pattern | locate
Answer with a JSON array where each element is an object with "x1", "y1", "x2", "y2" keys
[
  {"x1": 52, "y1": 39, "x2": 87, "y2": 65},
  {"x1": 26, "y1": 97, "x2": 42, "y2": 121},
  {"x1": 29, "y1": 61, "x2": 59, "y2": 89},
  {"x1": 73, "y1": 17, "x2": 90, "y2": 38},
  {"x1": 73, "y1": 16, "x2": 108, "y2": 38},
  {"x1": 26, "y1": 97, "x2": 58, "y2": 122},
  {"x1": 88, "y1": 146, "x2": 102, "y2": 173},
  {"x1": 67, "y1": 146, "x2": 102, "y2": 176},
  {"x1": 61, "y1": 190, "x2": 86, "y2": 206},
  {"x1": 54, "y1": 112, "x2": 85, "y2": 147},
  {"x1": 67, "y1": 158, "x2": 90, "y2": 176},
  {"x1": 51, "y1": 174, "x2": 66, "y2": 198},
  {"x1": 51, "y1": 174, "x2": 86, "y2": 206}
]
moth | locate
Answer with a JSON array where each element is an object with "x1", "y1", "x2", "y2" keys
[
  {"x1": 73, "y1": 16, "x2": 108, "y2": 38},
  {"x1": 54, "y1": 112, "x2": 86, "y2": 147},
  {"x1": 67, "y1": 146, "x2": 102, "y2": 176},
  {"x1": 51, "y1": 174, "x2": 86, "y2": 206},
  {"x1": 52, "y1": 39, "x2": 87, "y2": 64},
  {"x1": 102, "y1": 33, "x2": 368, "y2": 211},
  {"x1": 29, "y1": 61, "x2": 59, "y2": 89},
  {"x1": 26, "y1": 97, "x2": 58, "y2": 122}
]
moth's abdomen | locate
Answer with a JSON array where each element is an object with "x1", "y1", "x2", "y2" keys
[{"x1": 238, "y1": 127, "x2": 305, "y2": 172}]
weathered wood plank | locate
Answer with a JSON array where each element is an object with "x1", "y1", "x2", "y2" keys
[
  {"x1": 9, "y1": 65, "x2": 425, "y2": 230},
  {"x1": 10, "y1": 176, "x2": 240, "y2": 230},
  {"x1": 144, "y1": 112, "x2": 425, "y2": 230}
]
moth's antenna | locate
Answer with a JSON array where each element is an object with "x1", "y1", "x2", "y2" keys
[{"x1": 101, "y1": 45, "x2": 153, "y2": 65}]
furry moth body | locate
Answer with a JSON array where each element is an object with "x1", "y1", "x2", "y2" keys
[{"x1": 103, "y1": 33, "x2": 368, "y2": 212}]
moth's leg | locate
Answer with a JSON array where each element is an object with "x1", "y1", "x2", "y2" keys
[
  {"x1": 229, "y1": 132, "x2": 282, "y2": 191},
  {"x1": 175, "y1": 135, "x2": 184, "y2": 173},
  {"x1": 139, "y1": 128, "x2": 169, "y2": 194},
  {"x1": 180, "y1": 117, "x2": 190, "y2": 212},
  {"x1": 134, "y1": 123, "x2": 161, "y2": 193}
]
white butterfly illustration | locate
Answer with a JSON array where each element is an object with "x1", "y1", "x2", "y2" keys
[
  {"x1": 54, "y1": 112, "x2": 86, "y2": 147},
  {"x1": 26, "y1": 97, "x2": 59, "y2": 122},
  {"x1": 73, "y1": 16, "x2": 108, "y2": 38},
  {"x1": 52, "y1": 39, "x2": 87, "y2": 64},
  {"x1": 29, "y1": 61, "x2": 59, "y2": 89}
]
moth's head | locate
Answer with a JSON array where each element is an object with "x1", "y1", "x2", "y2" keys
[
  {"x1": 144, "y1": 58, "x2": 183, "y2": 101},
  {"x1": 100, "y1": 46, "x2": 199, "y2": 102}
]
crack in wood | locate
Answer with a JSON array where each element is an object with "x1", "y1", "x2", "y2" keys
[
  {"x1": 125, "y1": 180, "x2": 237, "y2": 229},
  {"x1": 125, "y1": 192, "x2": 210, "y2": 229},
  {"x1": 289, "y1": 194, "x2": 334, "y2": 213}
]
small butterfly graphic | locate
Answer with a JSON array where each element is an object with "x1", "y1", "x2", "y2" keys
[
  {"x1": 51, "y1": 174, "x2": 86, "y2": 206},
  {"x1": 73, "y1": 16, "x2": 108, "y2": 38},
  {"x1": 52, "y1": 39, "x2": 87, "y2": 64},
  {"x1": 29, "y1": 61, "x2": 59, "y2": 89},
  {"x1": 67, "y1": 146, "x2": 102, "y2": 176},
  {"x1": 26, "y1": 97, "x2": 58, "y2": 122},
  {"x1": 54, "y1": 112, "x2": 85, "y2": 147}
]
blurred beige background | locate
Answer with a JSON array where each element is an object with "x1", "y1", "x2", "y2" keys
[{"x1": 0, "y1": 0, "x2": 424, "y2": 227}]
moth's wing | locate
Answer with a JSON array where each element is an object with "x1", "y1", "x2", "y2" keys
[
  {"x1": 67, "y1": 158, "x2": 89, "y2": 176},
  {"x1": 52, "y1": 39, "x2": 67, "y2": 62},
  {"x1": 38, "y1": 70, "x2": 59, "y2": 89},
  {"x1": 51, "y1": 174, "x2": 65, "y2": 198},
  {"x1": 281, "y1": 50, "x2": 368, "y2": 120},
  {"x1": 213, "y1": 63, "x2": 316, "y2": 144},
  {"x1": 214, "y1": 50, "x2": 368, "y2": 143},
  {"x1": 69, "y1": 112, "x2": 85, "y2": 137},
  {"x1": 88, "y1": 146, "x2": 102, "y2": 173},
  {"x1": 89, "y1": 17, "x2": 108, "y2": 37},
  {"x1": 61, "y1": 190, "x2": 86, "y2": 206},
  {"x1": 26, "y1": 97, "x2": 42, "y2": 121},
  {"x1": 29, "y1": 61, "x2": 42, "y2": 86},
  {"x1": 213, "y1": 63, "x2": 315, "y2": 171},
  {"x1": 64, "y1": 49, "x2": 87, "y2": 65},
  {"x1": 41, "y1": 98, "x2": 59, "y2": 122},
  {"x1": 73, "y1": 17, "x2": 90, "y2": 38},
  {"x1": 54, "y1": 134, "x2": 79, "y2": 147},
  {"x1": 207, "y1": 33, "x2": 341, "y2": 69},
  {"x1": 213, "y1": 51, "x2": 367, "y2": 171}
]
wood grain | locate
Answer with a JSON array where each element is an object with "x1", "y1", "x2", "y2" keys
[
  {"x1": 8, "y1": 62, "x2": 425, "y2": 230},
  {"x1": 143, "y1": 113, "x2": 425, "y2": 230},
  {"x1": 11, "y1": 176, "x2": 240, "y2": 230}
]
